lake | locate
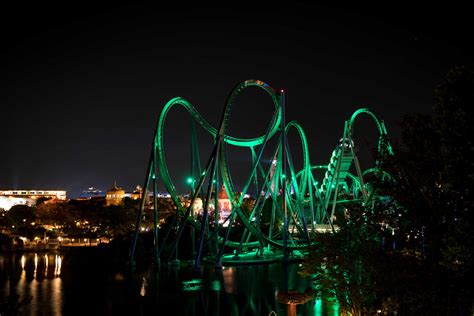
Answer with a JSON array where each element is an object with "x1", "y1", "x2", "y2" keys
[{"x1": 1, "y1": 247, "x2": 340, "y2": 315}]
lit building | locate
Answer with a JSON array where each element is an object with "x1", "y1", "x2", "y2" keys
[
  {"x1": 105, "y1": 182, "x2": 125, "y2": 206},
  {"x1": 192, "y1": 198, "x2": 205, "y2": 215},
  {"x1": 0, "y1": 190, "x2": 67, "y2": 200},
  {"x1": 130, "y1": 185, "x2": 143, "y2": 200},
  {"x1": 0, "y1": 189, "x2": 67, "y2": 211},
  {"x1": 192, "y1": 185, "x2": 233, "y2": 225},
  {"x1": 78, "y1": 187, "x2": 104, "y2": 199},
  {"x1": 0, "y1": 196, "x2": 35, "y2": 211},
  {"x1": 217, "y1": 185, "x2": 232, "y2": 219}
]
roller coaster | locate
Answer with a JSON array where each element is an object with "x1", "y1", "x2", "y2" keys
[{"x1": 129, "y1": 79, "x2": 394, "y2": 269}]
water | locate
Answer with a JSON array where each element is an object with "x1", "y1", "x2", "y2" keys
[{"x1": 1, "y1": 249, "x2": 339, "y2": 315}]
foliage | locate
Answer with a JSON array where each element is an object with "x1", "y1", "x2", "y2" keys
[
  {"x1": 36, "y1": 202, "x2": 74, "y2": 226},
  {"x1": 385, "y1": 65, "x2": 474, "y2": 313},
  {"x1": 0, "y1": 232, "x2": 12, "y2": 248},
  {"x1": 300, "y1": 65, "x2": 474, "y2": 314},
  {"x1": 300, "y1": 203, "x2": 397, "y2": 315},
  {"x1": 102, "y1": 205, "x2": 137, "y2": 236},
  {"x1": 259, "y1": 195, "x2": 283, "y2": 235},
  {"x1": 5, "y1": 205, "x2": 36, "y2": 228},
  {"x1": 35, "y1": 196, "x2": 51, "y2": 206}
]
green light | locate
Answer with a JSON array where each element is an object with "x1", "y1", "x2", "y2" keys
[
  {"x1": 134, "y1": 77, "x2": 395, "y2": 264},
  {"x1": 210, "y1": 280, "x2": 221, "y2": 291},
  {"x1": 314, "y1": 298, "x2": 322, "y2": 316},
  {"x1": 182, "y1": 279, "x2": 203, "y2": 292},
  {"x1": 332, "y1": 300, "x2": 340, "y2": 316}
]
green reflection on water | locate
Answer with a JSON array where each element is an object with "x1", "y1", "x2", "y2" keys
[{"x1": 315, "y1": 298, "x2": 323, "y2": 316}]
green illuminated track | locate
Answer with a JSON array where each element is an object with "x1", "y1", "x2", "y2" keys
[{"x1": 130, "y1": 79, "x2": 393, "y2": 267}]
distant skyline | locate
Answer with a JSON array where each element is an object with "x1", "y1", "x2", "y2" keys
[{"x1": 1, "y1": 4, "x2": 472, "y2": 198}]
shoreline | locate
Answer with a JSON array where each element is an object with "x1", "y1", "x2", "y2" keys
[{"x1": 1, "y1": 244, "x2": 109, "y2": 253}]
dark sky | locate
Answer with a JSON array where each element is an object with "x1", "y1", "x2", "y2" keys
[{"x1": 1, "y1": 4, "x2": 472, "y2": 198}]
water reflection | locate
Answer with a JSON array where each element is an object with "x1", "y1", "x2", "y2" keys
[
  {"x1": 54, "y1": 254, "x2": 62, "y2": 276},
  {"x1": 140, "y1": 277, "x2": 147, "y2": 296},
  {"x1": 2, "y1": 252, "x2": 63, "y2": 315},
  {"x1": 134, "y1": 262, "x2": 340, "y2": 316},
  {"x1": 2, "y1": 251, "x2": 340, "y2": 315},
  {"x1": 222, "y1": 267, "x2": 236, "y2": 294},
  {"x1": 34, "y1": 253, "x2": 37, "y2": 278},
  {"x1": 44, "y1": 254, "x2": 48, "y2": 278}
]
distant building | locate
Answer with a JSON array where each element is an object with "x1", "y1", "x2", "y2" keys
[
  {"x1": 0, "y1": 190, "x2": 66, "y2": 200},
  {"x1": 217, "y1": 185, "x2": 232, "y2": 220},
  {"x1": 192, "y1": 185, "x2": 233, "y2": 226},
  {"x1": 0, "y1": 196, "x2": 35, "y2": 211},
  {"x1": 130, "y1": 185, "x2": 143, "y2": 201},
  {"x1": 106, "y1": 182, "x2": 125, "y2": 206},
  {"x1": 0, "y1": 189, "x2": 67, "y2": 210},
  {"x1": 79, "y1": 187, "x2": 104, "y2": 199},
  {"x1": 158, "y1": 192, "x2": 171, "y2": 198}
]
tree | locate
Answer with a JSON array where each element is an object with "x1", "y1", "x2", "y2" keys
[
  {"x1": 5, "y1": 205, "x2": 36, "y2": 230},
  {"x1": 384, "y1": 65, "x2": 474, "y2": 313},
  {"x1": 300, "y1": 65, "x2": 474, "y2": 314},
  {"x1": 36, "y1": 203, "x2": 74, "y2": 227}
]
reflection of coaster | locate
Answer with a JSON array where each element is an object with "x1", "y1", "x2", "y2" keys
[{"x1": 276, "y1": 289, "x2": 315, "y2": 305}]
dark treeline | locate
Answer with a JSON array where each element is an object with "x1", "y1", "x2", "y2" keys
[
  {"x1": 300, "y1": 65, "x2": 474, "y2": 315},
  {"x1": 0, "y1": 197, "x2": 176, "y2": 248}
]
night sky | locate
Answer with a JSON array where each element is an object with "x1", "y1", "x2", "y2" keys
[{"x1": 1, "y1": 4, "x2": 472, "y2": 198}]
